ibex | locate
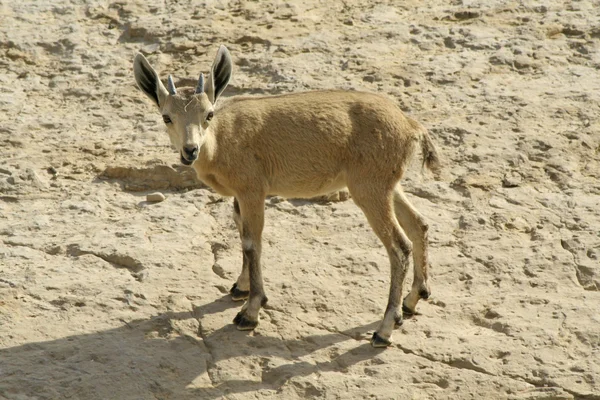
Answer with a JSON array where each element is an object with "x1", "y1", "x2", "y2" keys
[{"x1": 133, "y1": 45, "x2": 441, "y2": 347}]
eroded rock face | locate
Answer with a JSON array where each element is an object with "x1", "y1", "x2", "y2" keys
[{"x1": 1, "y1": 1, "x2": 599, "y2": 399}]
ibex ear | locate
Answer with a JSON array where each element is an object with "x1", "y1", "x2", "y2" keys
[
  {"x1": 133, "y1": 53, "x2": 169, "y2": 108},
  {"x1": 205, "y1": 45, "x2": 232, "y2": 104}
]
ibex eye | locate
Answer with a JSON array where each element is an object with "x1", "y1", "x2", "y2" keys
[
  {"x1": 162, "y1": 115, "x2": 172, "y2": 124},
  {"x1": 206, "y1": 111, "x2": 214, "y2": 121}
]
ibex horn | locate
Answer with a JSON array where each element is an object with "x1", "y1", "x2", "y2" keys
[
  {"x1": 167, "y1": 75, "x2": 177, "y2": 95},
  {"x1": 195, "y1": 73, "x2": 205, "y2": 94}
]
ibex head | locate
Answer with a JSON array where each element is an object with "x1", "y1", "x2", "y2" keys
[{"x1": 133, "y1": 45, "x2": 233, "y2": 165}]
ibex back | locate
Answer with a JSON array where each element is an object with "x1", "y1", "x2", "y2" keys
[{"x1": 133, "y1": 45, "x2": 441, "y2": 347}]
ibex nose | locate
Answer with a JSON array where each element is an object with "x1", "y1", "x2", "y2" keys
[{"x1": 183, "y1": 145, "x2": 199, "y2": 160}]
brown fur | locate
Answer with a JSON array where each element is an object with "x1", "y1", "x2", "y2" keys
[{"x1": 133, "y1": 47, "x2": 441, "y2": 347}]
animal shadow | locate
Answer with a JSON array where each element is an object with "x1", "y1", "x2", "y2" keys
[{"x1": 0, "y1": 295, "x2": 381, "y2": 399}]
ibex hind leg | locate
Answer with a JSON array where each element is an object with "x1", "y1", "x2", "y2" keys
[
  {"x1": 392, "y1": 188, "x2": 431, "y2": 317},
  {"x1": 348, "y1": 181, "x2": 412, "y2": 348}
]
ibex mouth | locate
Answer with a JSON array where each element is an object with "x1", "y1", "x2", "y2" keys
[{"x1": 180, "y1": 153, "x2": 195, "y2": 166}]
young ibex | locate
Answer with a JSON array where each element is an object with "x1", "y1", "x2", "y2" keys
[{"x1": 133, "y1": 45, "x2": 441, "y2": 347}]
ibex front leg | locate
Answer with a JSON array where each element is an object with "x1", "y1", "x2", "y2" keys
[
  {"x1": 233, "y1": 193, "x2": 268, "y2": 330},
  {"x1": 230, "y1": 198, "x2": 250, "y2": 301}
]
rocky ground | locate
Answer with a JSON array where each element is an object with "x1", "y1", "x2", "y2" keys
[{"x1": 1, "y1": 1, "x2": 599, "y2": 399}]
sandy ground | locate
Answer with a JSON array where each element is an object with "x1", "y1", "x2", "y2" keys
[{"x1": 1, "y1": 1, "x2": 599, "y2": 399}]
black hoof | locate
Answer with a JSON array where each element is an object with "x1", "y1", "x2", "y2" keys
[
  {"x1": 234, "y1": 312, "x2": 258, "y2": 331},
  {"x1": 419, "y1": 289, "x2": 431, "y2": 300},
  {"x1": 370, "y1": 332, "x2": 392, "y2": 348},
  {"x1": 233, "y1": 311, "x2": 243, "y2": 324},
  {"x1": 230, "y1": 283, "x2": 250, "y2": 301},
  {"x1": 402, "y1": 302, "x2": 415, "y2": 318}
]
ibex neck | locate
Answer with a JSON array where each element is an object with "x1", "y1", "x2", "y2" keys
[{"x1": 196, "y1": 130, "x2": 216, "y2": 171}]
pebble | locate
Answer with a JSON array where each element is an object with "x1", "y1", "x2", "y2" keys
[
  {"x1": 502, "y1": 171, "x2": 522, "y2": 188},
  {"x1": 146, "y1": 192, "x2": 166, "y2": 203}
]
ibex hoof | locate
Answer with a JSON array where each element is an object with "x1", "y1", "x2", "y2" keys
[
  {"x1": 230, "y1": 283, "x2": 250, "y2": 301},
  {"x1": 234, "y1": 312, "x2": 258, "y2": 330},
  {"x1": 419, "y1": 288, "x2": 431, "y2": 300},
  {"x1": 370, "y1": 332, "x2": 392, "y2": 348},
  {"x1": 402, "y1": 303, "x2": 415, "y2": 318}
]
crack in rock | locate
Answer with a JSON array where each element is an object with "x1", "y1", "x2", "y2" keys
[
  {"x1": 99, "y1": 164, "x2": 204, "y2": 192},
  {"x1": 560, "y1": 239, "x2": 599, "y2": 291},
  {"x1": 67, "y1": 244, "x2": 144, "y2": 272},
  {"x1": 3, "y1": 239, "x2": 63, "y2": 257},
  {"x1": 396, "y1": 344, "x2": 599, "y2": 399},
  {"x1": 195, "y1": 318, "x2": 218, "y2": 387},
  {"x1": 210, "y1": 241, "x2": 230, "y2": 280},
  {"x1": 0, "y1": 277, "x2": 17, "y2": 287}
]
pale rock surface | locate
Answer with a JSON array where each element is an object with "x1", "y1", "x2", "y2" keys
[{"x1": 1, "y1": 1, "x2": 599, "y2": 399}]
